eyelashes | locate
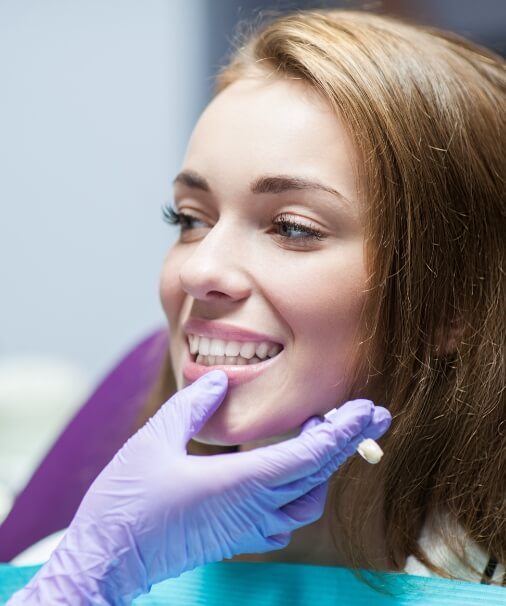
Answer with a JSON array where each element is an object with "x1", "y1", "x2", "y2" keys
[
  {"x1": 161, "y1": 205, "x2": 178, "y2": 222},
  {"x1": 161, "y1": 204, "x2": 326, "y2": 243},
  {"x1": 272, "y1": 213, "x2": 325, "y2": 241},
  {"x1": 162, "y1": 205, "x2": 201, "y2": 230}
]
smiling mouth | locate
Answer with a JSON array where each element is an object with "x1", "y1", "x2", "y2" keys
[{"x1": 188, "y1": 335, "x2": 284, "y2": 367}]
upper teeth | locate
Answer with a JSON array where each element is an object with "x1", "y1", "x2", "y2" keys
[{"x1": 188, "y1": 334, "x2": 282, "y2": 360}]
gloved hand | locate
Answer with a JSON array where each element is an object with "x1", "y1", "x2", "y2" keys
[{"x1": 8, "y1": 369, "x2": 391, "y2": 605}]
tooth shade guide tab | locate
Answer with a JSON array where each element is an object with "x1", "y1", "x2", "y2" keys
[{"x1": 357, "y1": 439, "x2": 384, "y2": 464}]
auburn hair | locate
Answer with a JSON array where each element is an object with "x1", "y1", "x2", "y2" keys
[{"x1": 140, "y1": 10, "x2": 505, "y2": 581}]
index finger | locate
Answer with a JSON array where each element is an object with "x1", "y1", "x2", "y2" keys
[{"x1": 248, "y1": 399, "x2": 376, "y2": 487}]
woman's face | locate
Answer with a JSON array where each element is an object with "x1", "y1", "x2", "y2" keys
[{"x1": 160, "y1": 76, "x2": 367, "y2": 446}]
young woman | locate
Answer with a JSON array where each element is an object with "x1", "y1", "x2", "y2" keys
[
  {"x1": 146, "y1": 7, "x2": 505, "y2": 583},
  {"x1": 6, "y1": 8, "x2": 505, "y2": 604}
]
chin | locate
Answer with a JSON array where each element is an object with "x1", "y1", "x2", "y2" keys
[
  {"x1": 193, "y1": 408, "x2": 300, "y2": 448},
  {"x1": 192, "y1": 418, "x2": 261, "y2": 447}
]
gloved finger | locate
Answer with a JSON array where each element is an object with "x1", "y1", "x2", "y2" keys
[
  {"x1": 236, "y1": 530, "x2": 292, "y2": 556},
  {"x1": 328, "y1": 406, "x2": 390, "y2": 463},
  {"x1": 268, "y1": 454, "x2": 339, "y2": 507},
  {"x1": 322, "y1": 398, "x2": 383, "y2": 439},
  {"x1": 265, "y1": 406, "x2": 391, "y2": 507},
  {"x1": 184, "y1": 370, "x2": 229, "y2": 439},
  {"x1": 361, "y1": 406, "x2": 391, "y2": 439},
  {"x1": 262, "y1": 532, "x2": 292, "y2": 552},
  {"x1": 279, "y1": 481, "x2": 329, "y2": 525},
  {"x1": 154, "y1": 370, "x2": 228, "y2": 451},
  {"x1": 313, "y1": 407, "x2": 391, "y2": 471},
  {"x1": 261, "y1": 482, "x2": 329, "y2": 537},
  {"x1": 326, "y1": 402, "x2": 391, "y2": 435},
  {"x1": 300, "y1": 415, "x2": 325, "y2": 432},
  {"x1": 250, "y1": 399, "x2": 375, "y2": 487}
]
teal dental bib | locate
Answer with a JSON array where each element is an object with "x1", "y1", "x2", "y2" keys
[{"x1": 1, "y1": 561, "x2": 504, "y2": 605}]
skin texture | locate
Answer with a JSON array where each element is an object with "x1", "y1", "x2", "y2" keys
[{"x1": 160, "y1": 75, "x2": 367, "y2": 449}]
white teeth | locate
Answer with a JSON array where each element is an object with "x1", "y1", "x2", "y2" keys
[
  {"x1": 225, "y1": 341, "x2": 241, "y2": 357},
  {"x1": 188, "y1": 334, "x2": 283, "y2": 362},
  {"x1": 195, "y1": 354, "x2": 270, "y2": 367},
  {"x1": 199, "y1": 337, "x2": 210, "y2": 356},
  {"x1": 189, "y1": 335, "x2": 199, "y2": 355},
  {"x1": 255, "y1": 342, "x2": 269, "y2": 359},
  {"x1": 209, "y1": 338, "x2": 225, "y2": 356},
  {"x1": 195, "y1": 355, "x2": 247, "y2": 367},
  {"x1": 239, "y1": 342, "x2": 256, "y2": 359}
]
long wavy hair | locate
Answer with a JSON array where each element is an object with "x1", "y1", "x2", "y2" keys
[{"x1": 138, "y1": 10, "x2": 505, "y2": 581}]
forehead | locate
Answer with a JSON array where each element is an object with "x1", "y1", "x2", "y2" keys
[{"x1": 182, "y1": 77, "x2": 359, "y2": 202}]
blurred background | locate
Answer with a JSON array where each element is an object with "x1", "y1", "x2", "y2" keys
[{"x1": 0, "y1": 0, "x2": 504, "y2": 522}]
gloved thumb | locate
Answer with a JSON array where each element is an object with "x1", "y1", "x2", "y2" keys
[{"x1": 173, "y1": 370, "x2": 229, "y2": 446}]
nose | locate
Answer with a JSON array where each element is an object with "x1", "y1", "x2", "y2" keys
[{"x1": 179, "y1": 220, "x2": 252, "y2": 303}]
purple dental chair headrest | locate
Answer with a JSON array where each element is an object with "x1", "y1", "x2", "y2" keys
[{"x1": 0, "y1": 328, "x2": 169, "y2": 562}]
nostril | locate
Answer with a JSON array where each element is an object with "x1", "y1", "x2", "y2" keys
[{"x1": 207, "y1": 291, "x2": 229, "y2": 299}]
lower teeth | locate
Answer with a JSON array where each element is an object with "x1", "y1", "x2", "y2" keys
[{"x1": 195, "y1": 354, "x2": 262, "y2": 366}]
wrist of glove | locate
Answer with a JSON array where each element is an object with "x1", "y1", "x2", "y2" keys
[{"x1": 8, "y1": 370, "x2": 391, "y2": 605}]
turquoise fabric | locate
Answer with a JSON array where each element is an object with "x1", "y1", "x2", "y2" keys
[{"x1": 1, "y1": 562, "x2": 505, "y2": 605}]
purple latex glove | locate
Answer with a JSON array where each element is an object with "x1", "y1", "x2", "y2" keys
[{"x1": 8, "y1": 370, "x2": 391, "y2": 605}]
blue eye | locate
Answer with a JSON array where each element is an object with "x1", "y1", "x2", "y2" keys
[
  {"x1": 272, "y1": 214, "x2": 325, "y2": 241},
  {"x1": 162, "y1": 204, "x2": 325, "y2": 245}
]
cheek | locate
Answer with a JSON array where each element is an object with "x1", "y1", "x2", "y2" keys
[
  {"x1": 272, "y1": 245, "x2": 366, "y2": 339},
  {"x1": 265, "y1": 245, "x2": 367, "y2": 400}
]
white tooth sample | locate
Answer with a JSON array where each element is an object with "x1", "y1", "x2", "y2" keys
[
  {"x1": 248, "y1": 357, "x2": 261, "y2": 365},
  {"x1": 196, "y1": 354, "x2": 204, "y2": 365},
  {"x1": 207, "y1": 355, "x2": 216, "y2": 365},
  {"x1": 239, "y1": 342, "x2": 256, "y2": 359},
  {"x1": 357, "y1": 439, "x2": 384, "y2": 464},
  {"x1": 225, "y1": 356, "x2": 237, "y2": 365},
  {"x1": 199, "y1": 337, "x2": 210, "y2": 356},
  {"x1": 210, "y1": 339, "x2": 226, "y2": 356},
  {"x1": 225, "y1": 341, "x2": 241, "y2": 356},
  {"x1": 268, "y1": 343, "x2": 282, "y2": 357},
  {"x1": 255, "y1": 342, "x2": 270, "y2": 359},
  {"x1": 215, "y1": 356, "x2": 226, "y2": 365},
  {"x1": 236, "y1": 356, "x2": 248, "y2": 365},
  {"x1": 190, "y1": 335, "x2": 199, "y2": 354}
]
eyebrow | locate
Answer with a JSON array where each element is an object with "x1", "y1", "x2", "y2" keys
[
  {"x1": 172, "y1": 169, "x2": 352, "y2": 207},
  {"x1": 173, "y1": 170, "x2": 210, "y2": 192}
]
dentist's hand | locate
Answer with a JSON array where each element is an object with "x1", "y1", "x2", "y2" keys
[{"x1": 8, "y1": 370, "x2": 391, "y2": 606}]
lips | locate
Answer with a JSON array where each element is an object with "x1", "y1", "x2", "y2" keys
[
  {"x1": 188, "y1": 335, "x2": 283, "y2": 364},
  {"x1": 183, "y1": 318, "x2": 284, "y2": 346},
  {"x1": 182, "y1": 338, "x2": 284, "y2": 386},
  {"x1": 181, "y1": 318, "x2": 285, "y2": 385}
]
